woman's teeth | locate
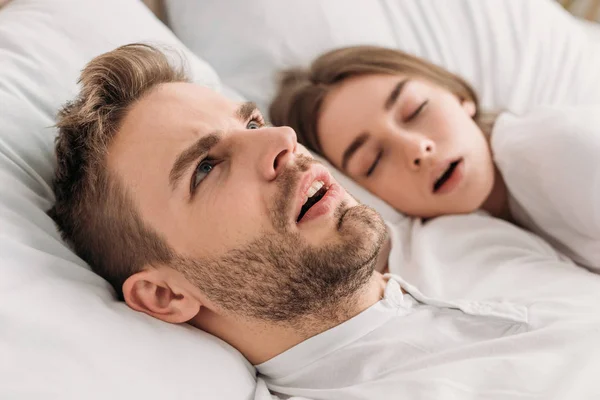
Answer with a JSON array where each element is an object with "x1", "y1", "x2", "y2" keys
[{"x1": 304, "y1": 180, "x2": 324, "y2": 205}]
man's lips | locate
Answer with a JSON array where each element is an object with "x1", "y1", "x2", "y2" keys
[
  {"x1": 297, "y1": 182, "x2": 345, "y2": 225},
  {"x1": 293, "y1": 165, "x2": 334, "y2": 223}
]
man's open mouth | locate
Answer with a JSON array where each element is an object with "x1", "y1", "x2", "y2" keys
[
  {"x1": 433, "y1": 159, "x2": 461, "y2": 193},
  {"x1": 297, "y1": 180, "x2": 329, "y2": 223}
]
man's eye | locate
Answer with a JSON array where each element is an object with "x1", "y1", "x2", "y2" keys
[
  {"x1": 191, "y1": 159, "x2": 216, "y2": 192},
  {"x1": 247, "y1": 119, "x2": 263, "y2": 130}
]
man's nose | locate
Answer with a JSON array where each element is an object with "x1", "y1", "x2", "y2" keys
[
  {"x1": 253, "y1": 126, "x2": 298, "y2": 181},
  {"x1": 398, "y1": 134, "x2": 435, "y2": 170}
]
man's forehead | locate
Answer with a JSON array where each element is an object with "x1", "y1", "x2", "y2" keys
[
  {"x1": 109, "y1": 83, "x2": 229, "y2": 169},
  {"x1": 119, "y1": 82, "x2": 237, "y2": 141},
  {"x1": 145, "y1": 82, "x2": 236, "y2": 115}
]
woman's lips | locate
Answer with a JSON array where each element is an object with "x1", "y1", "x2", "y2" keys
[{"x1": 432, "y1": 158, "x2": 464, "y2": 195}]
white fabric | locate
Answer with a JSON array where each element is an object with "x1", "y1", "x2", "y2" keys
[
  {"x1": 581, "y1": 20, "x2": 600, "y2": 44},
  {"x1": 0, "y1": 0, "x2": 254, "y2": 398},
  {"x1": 492, "y1": 106, "x2": 600, "y2": 270},
  {"x1": 165, "y1": 0, "x2": 600, "y2": 223},
  {"x1": 255, "y1": 213, "x2": 600, "y2": 400}
]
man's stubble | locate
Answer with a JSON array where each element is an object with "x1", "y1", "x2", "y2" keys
[{"x1": 177, "y1": 155, "x2": 387, "y2": 326}]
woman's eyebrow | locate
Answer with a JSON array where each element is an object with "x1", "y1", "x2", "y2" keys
[
  {"x1": 342, "y1": 132, "x2": 370, "y2": 171},
  {"x1": 384, "y1": 79, "x2": 408, "y2": 110}
]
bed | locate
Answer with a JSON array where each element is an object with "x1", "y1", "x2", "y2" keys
[{"x1": 1, "y1": 0, "x2": 599, "y2": 398}]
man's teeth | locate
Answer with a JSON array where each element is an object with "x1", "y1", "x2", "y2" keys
[
  {"x1": 307, "y1": 180, "x2": 324, "y2": 197},
  {"x1": 303, "y1": 180, "x2": 325, "y2": 205}
]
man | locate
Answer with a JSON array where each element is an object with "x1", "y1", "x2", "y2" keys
[
  {"x1": 51, "y1": 43, "x2": 389, "y2": 364},
  {"x1": 51, "y1": 44, "x2": 600, "y2": 399}
]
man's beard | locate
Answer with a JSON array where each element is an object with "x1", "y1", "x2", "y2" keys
[{"x1": 177, "y1": 155, "x2": 387, "y2": 325}]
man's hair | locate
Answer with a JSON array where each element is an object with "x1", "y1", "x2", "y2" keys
[
  {"x1": 269, "y1": 45, "x2": 497, "y2": 159},
  {"x1": 49, "y1": 43, "x2": 189, "y2": 299}
]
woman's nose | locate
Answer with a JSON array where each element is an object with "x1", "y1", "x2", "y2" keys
[{"x1": 401, "y1": 135, "x2": 435, "y2": 170}]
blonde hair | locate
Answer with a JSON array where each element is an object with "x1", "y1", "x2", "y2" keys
[
  {"x1": 270, "y1": 45, "x2": 496, "y2": 157},
  {"x1": 49, "y1": 43, "x2": 188, "y2": 299}
]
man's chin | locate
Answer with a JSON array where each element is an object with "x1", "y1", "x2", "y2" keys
[
  {"x1": 293, "y1": 193, "x2": 385, "y2": 252},
  {"x1": 338, "y1": 203, "x2": 384, "y2": 233}
]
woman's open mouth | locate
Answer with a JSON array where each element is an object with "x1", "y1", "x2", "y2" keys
[{"x1": 432, "y1": 158, "x2": 464, "y2": 194}]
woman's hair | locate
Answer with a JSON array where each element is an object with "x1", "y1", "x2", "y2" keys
[{"x1": 269, "y1": 45, "x2": 496, "y2": 158}]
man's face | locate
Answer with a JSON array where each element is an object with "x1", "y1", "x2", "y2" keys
[{"x1": 108, "y1": 82, "x2": 386, "y2": 323}]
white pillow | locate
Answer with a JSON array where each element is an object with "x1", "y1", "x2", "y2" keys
[
  {"x1": 0, "y1": 0, "x2": 255, "y2": 398},
  {"x1": 166, "y1": 0, "x2": 600, "y2": 222},
  {"x1": 167, "y1": 0, "x2": 600, "y2": 113}
]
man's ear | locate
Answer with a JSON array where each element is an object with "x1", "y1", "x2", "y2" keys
[
  {"x1": 462, "y1": 99, "x2": 477, "y2": 117},
  {"x1": 122, "y1": 267, "x2": 202, "y2": 324}
]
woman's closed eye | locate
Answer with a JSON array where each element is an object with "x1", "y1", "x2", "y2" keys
[
  {"x1": 404, "y1": 100, "x2": 428, "y2": 123},
  {"x1": 365, "y1": 149, "x2": 383, "y2": 177}
]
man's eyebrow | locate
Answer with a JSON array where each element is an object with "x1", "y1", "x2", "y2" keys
[
  {"x1": 341, "y1": 132, "x2": 370, "y2": 171},
  {"x1": 236, "y1": 101, "x2": 258, "y2": 122},
  {"x1": 384, "y1": 79, "x2": 409, "y2": 111},
  {"x1": 169, "y1": 133, "x2": 221, "y2": 190}
]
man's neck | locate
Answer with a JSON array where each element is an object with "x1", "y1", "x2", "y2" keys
[{"x1": 191, "y1": 271, "x2": 387, "y2": 365}]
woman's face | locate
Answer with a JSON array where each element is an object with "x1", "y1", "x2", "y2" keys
[{"x1": 317, "y1": 73, "x2": 495, "y2": 218}]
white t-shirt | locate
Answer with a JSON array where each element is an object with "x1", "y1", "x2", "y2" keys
[
  {"x1": 491, "y1": 105, "x2": 600, "y2": 269},
  {"x1": 254, "y1": 214, "x2": 600, "y2": 399}
]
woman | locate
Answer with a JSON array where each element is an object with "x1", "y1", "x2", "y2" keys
[
  {"x1": 270, "y1": 45, "x2": 600, "y2": 269},
  {"x1": 270, "y1": 46, "x2": 506, "y2": 220}
]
